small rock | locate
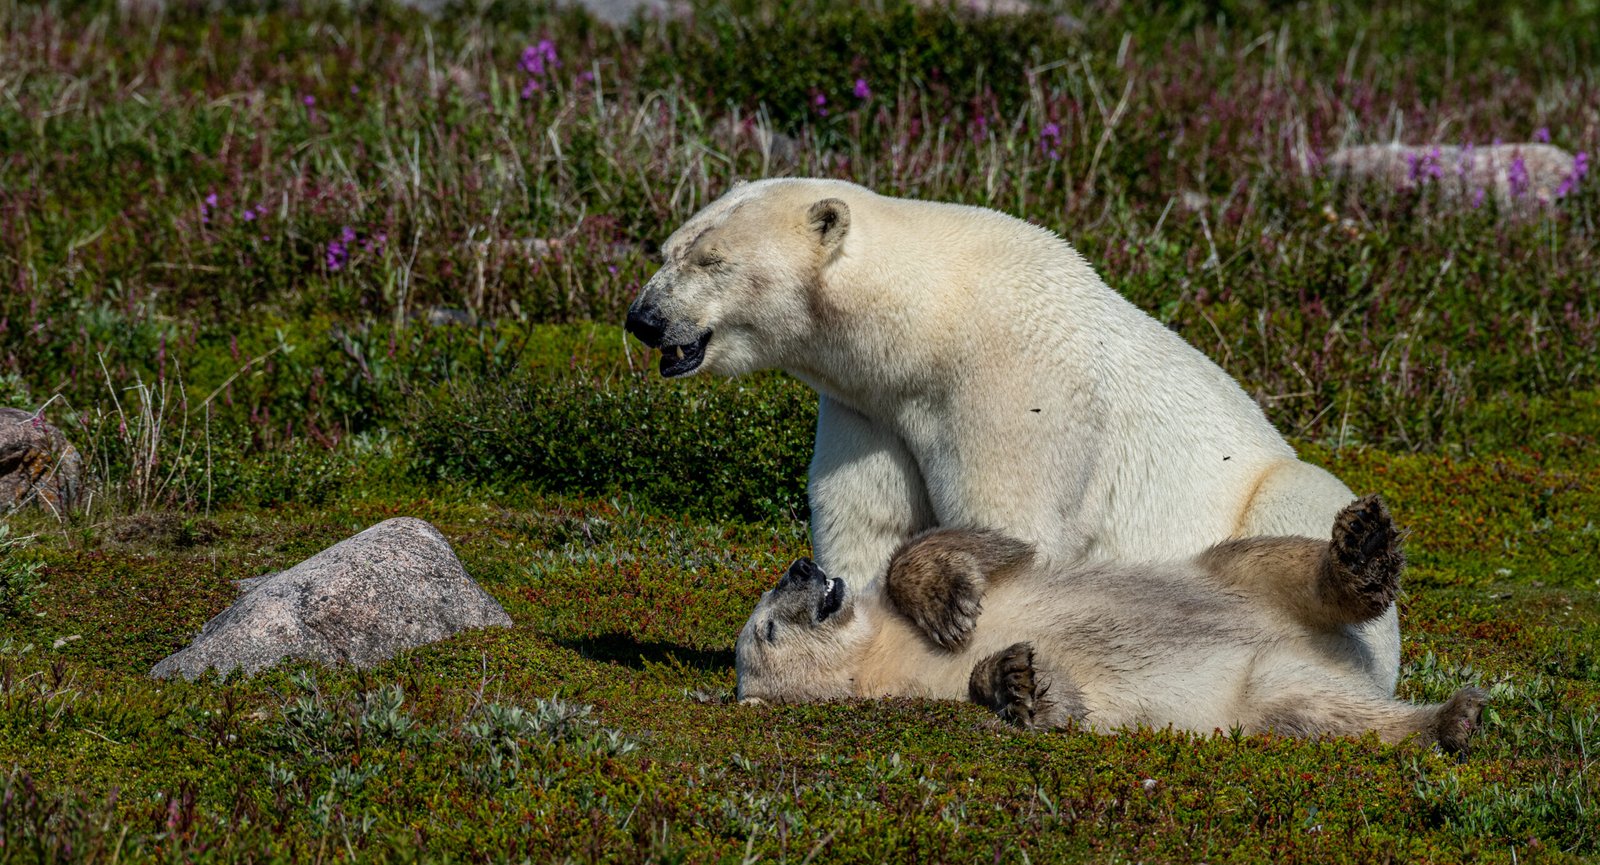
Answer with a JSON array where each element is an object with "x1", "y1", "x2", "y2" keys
[
  {"x1": 421, "y1": 307, "x2": 479, "y2": 328},
  {"x1": 1323, "y1": 143, "x2": 1587, "y2": 209},
  {"x1": 0, "y1": 407, "x2": 84, "y2": 514},
  {"x1": 712, "y1": 116, "x2": 803, "y2": 168},
  {"x1": 151, "y1": 518, "x2": 511, "y2": 680}
]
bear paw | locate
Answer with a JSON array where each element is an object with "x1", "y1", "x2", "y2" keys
[
  {"x1": 970, "y1": 642, "x2": 1039, "y2": 728},
  {"x1": 1435, "y1": 687, "x2": 1490, "y2": 756},
  {"x1": 1324, "y1": 494, "x2": 1405, "y2": 621}
]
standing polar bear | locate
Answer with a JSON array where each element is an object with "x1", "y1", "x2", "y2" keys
[
  {"x1": 733, "y1": 496, "x2": 1487, "y2": 753},
  {"x1": 626, "y1": 178, "x2": 1397, "y2": 694}
]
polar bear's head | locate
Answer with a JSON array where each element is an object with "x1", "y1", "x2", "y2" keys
[
  {"x1": 735, "y1": 557, "x2": 872, "y2": 704},
  {"x1": 625, "y1": 179, "x2": 858, "y2": 378}
]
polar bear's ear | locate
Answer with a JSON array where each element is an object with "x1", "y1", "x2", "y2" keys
[{"x1": 807, "y1": 198, "x2": 851, "y2": 252}]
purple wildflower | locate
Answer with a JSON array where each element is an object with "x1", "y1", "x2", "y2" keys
[
  {"x1": 1534, "y1": 126, "x2": 1550, "y2": 143},
  {"x1": 1408, "y1": 147, "x2": 1443, "y2": 185},
  {"x1": 1471, "y1": 187, "x2": 1486, "y2": 209},
  {"x1": 200, "y1": 191, "x2": 218, "y2": 225},
  {"x1": 1508, "y1": 153, "x2": 1530, "y2": 197},
  {"x1": 853, "y1": 78, "x2": 871, "y2": 100},
  {"x1": 326, "y1": 227, "x2": 352, "y2": 272},
  {"x1": 813, "y1": 92, "x2": 828, "y2": 117},
  {"x1": 1555, "y1": 151, "x2": 1589, "y2": 198},
  {"x1": 1040, "y1": 122, "x2": 1062, "y2": 160},
  {"x1": 519, "y1": 40, "x2": 560, "y2": 97},
  {"x1": 241, "y1": 208, "x2": 256, "y2": 222}
]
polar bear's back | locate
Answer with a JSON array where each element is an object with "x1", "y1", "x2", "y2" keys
[{"x1": 801, "y1": 182, "x2": 1307, "y2": 560}]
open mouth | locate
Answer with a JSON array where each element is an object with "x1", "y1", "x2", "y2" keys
[
  {"x1": 816, "y1": 577, "x2": 845, "y2": 622},
  {"x1": 660, "y1": 330, "x2": 712, "y2": 378}
]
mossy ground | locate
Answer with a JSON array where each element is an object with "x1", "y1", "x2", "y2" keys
[
  {"x1": 3, "y1": 432, "x2": 1598, "y2": 862},
  {"x1": 2, "y1": 0, "x2": 1598, "y2": 860}
]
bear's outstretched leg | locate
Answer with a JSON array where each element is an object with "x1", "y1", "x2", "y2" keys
[
  {"x1": 808, "y1": 396, "x2": 935, "y2": 593},
  {"x1": 886, "y1": 528, "x2": 1036, "y2": 651},
  {"x1": 1250, "y1": 685, "x2": 1489, "y2": 755}
]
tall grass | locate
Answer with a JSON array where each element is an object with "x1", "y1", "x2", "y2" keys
[{"x1": 0, "y1": 0, "x2": 1595, "y2": 510}]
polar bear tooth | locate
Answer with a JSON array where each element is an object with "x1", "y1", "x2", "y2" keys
[{"x1": 674, "y1": 346, "x2": 684, "y2": 359}]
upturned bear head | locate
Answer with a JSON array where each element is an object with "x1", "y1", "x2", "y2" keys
[{"x1": 734, "y1": 557, "x2": 870, "y2": 705}]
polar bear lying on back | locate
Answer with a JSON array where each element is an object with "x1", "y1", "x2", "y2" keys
[
  {"x1": 626, "y1": 178, "x2": 1396, "y2": 694},
  {"x1": 735, "y1": 497, "x2": 1486, "y2": 753}
]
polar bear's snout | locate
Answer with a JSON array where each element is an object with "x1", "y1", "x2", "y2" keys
[
  {"x1": 623, "y1": 301, "x2": 669, "y2": 348},
  {"x1": 625, "y1": 299, "x2": 713, "y2": 378}
]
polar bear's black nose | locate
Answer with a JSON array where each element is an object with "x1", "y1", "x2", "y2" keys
[
  {"x1": 625, "y1": 303, "x2": 667, "y2": 349},
  {"x1": 781, "y1": 558, "x2": 824, "y2": 587}
]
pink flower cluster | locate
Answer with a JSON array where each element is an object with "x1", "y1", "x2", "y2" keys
[{"x1": 519, "y1": 40, "x2": 559, "y2": 98}]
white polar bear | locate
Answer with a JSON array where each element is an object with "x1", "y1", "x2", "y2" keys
[{"x1": 626, "y1": 178, "x2": 1398, "y2": 694}]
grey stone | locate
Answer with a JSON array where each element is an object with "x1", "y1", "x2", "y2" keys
[
  {"x1": 151, "y1": 518, "x2": 511, "y2": 680},
  {"x1": 712, "y1": 116, "x2": 802, "y2": 169},
  {"x1": 1324, "y1": 143, "x2": 1586, "y2": 209},
  {"x1": 0, "y1": 407, "x2": 84, "y2": 514}
]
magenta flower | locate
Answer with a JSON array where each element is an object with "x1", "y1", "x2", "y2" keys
[
  {"x1": 1555, "y1": 151, "x2": 1589, "y2": 198},
  {"x1": 853, "y1": 78, "x2": 871, "y2": 100},
  {"x1": 1407, "y1": 147, "x2": 1443, "y2": 185},
  {"x1": 1508, "y1": 154, "x2": 1530, "y2": 197},
  {"x1": 326, "y1": 227, "x2": 352, "y2": 271},
  {"x1": 519, "y1": 40, "x2": 560, "y2": 97},
  {"x1": 1040, "y1": 122, "x2": 1061, "y2": 160},
  {"x1": 1534, "y1": 126, "x2": 1551, "y2": 143}
]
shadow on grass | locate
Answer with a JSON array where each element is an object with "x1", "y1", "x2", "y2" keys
[{"x1": 559, "y1": 633, "x2": 734, "y2": 673}]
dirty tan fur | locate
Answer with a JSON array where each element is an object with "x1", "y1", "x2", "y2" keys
[{"x1": 736, "y1": 497, "x2": 1487, "y2": 753}]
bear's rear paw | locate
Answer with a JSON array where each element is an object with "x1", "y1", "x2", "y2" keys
[
  {"x1": 1435, "y1": 687, "x2": 1489, "y2": 756},
  {"x1": 1324, "y1": 495, "x2": 1405, "y2": 620},
  {"x1": 970, "y1": 642, "x2": 1039, "y2": 728}
]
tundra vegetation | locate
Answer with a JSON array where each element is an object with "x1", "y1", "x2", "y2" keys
[{"x1": 0, "y1": 0, "x2": 1597, "y2": 860}]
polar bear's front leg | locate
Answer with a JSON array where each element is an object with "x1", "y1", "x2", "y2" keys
[{"x1": 808, "y1": 396, "x2": 935, "y2": 590}]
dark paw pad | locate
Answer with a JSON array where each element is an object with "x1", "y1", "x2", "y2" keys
[
  {"x1": 970, "y1": 642, "x2": 1038, "y2": 728},
  {"x1": 1326, "y1": 495, "x2": 1404, "y2": 619},
  {"x1": 1436, "y1": 687, "x2": 1489, "y2": 756}
]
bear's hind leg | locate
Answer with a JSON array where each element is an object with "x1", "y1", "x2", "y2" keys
[
  {"x1": 1320, "y1": 495, "x2": 1404, "y2": 623},
  {"x1": 1249, "y1": 685, "x2": 1489, "y2": 756}
]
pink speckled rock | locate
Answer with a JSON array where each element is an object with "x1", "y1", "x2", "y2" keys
[
  {"x1": 1324, "y1": 143, "x2": 1585, "y2": 208},
  {"x1": 151, "y1": 518, "x2": 511, "y2": 680}
]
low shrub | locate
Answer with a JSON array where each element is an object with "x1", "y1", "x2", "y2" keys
[{"x1": 410, "y1": 371, "x2": 816, "y2": 523}]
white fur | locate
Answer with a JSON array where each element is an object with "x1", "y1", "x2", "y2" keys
[{"x1": 634, "y1": 178, "x2": 1397, "y2": 693}]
